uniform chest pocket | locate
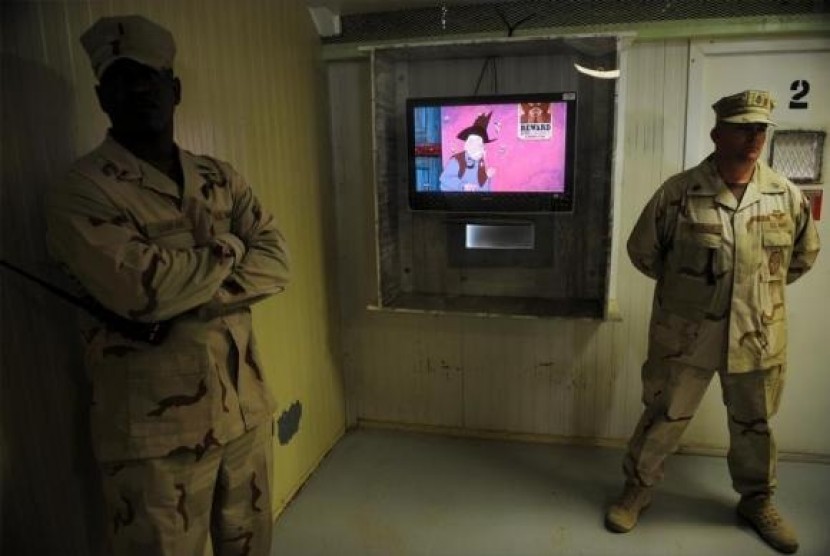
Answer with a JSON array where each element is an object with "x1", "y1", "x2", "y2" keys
[
  {"x1": 759, "y1": 226, "x2": 791, "y2": 325},
  {"x1": 674, "y1": 230, "x2": 723, "y2": 282},
  {"x1": 662, "y1": 228, "x2": 728, "y2": 319},
  {"x1": 144, "y1": 217, "x2": 195, "y2": 249},
  {"x1": 761, "y1": 227, "x2": 791, "y2": 281}
]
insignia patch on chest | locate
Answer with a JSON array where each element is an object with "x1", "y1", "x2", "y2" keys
[
  {"x1": 746, "y1": 215, "x2": 770, "y2": 230},
  {"x1": 766, "y1": 211, "x2": 791, "y2": 230},
  {"x1": 101, "y1": 160, "x2": 132, "y2": 182},
  {"x1": 196, "y1": 161, "x2": 227, "y2": 200},
  {"x1": 748, "y1": 211, "x2": 792, "y2": 232}
]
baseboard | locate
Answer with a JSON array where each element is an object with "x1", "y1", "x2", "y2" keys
[
  {"x1": 357, "y1": 418, "x2": 626, "y2": 450},
  {"x1": 356, "y1": 418, "x2": 830, "y2": 465}
]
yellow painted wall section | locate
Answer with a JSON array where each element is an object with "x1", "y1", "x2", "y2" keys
[
  {"x1": 1, "y1": 0, "x2": 345, "y2": 536},
  {"x1": 167, "y1": 0, "x2": 347, "y2": 517}
]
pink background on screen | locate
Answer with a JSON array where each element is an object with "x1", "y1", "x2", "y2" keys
[
  {"x1": 440, "y1": 102, "x2": 568, "y2": 193},
  {"x1": 441, "y1": 102, "x2": 567, "y2": 192}
]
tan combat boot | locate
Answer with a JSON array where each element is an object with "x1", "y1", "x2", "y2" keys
[
  {"x1": 605, "y1": 484, "x2": 652, "y2": 533},
  {"x1": 737, "y1": 495, "x2": 799, "y2": 553}
]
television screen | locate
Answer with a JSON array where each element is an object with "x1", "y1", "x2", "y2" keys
[{"x1": 407, "y1": 92, "x2": 577, "y2": 212}]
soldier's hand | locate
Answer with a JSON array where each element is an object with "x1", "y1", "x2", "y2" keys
[{"x1": 212, "y1": 233, "x2": 247, "y2": 267}]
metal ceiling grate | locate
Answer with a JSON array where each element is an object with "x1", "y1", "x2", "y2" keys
[{"x1": 323, "y1": 0, "x2": 827, "y2": 44}]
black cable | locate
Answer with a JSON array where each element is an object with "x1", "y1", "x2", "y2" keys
[
  {"x1": 494, "y1": 7, "x2": 536, "y2": 38},
  {"x1": 1, "y1": 259, "x2": 83, "y2": 308},
  {"x1": 0, "y1": 259, "x2": 169, "y2": 344},
  {"x1": 473, "y1": 56, "x2": 491, "y2": 96},
  {"x1": 473, "y1": 56, "x2": 500, "y2": 96}
]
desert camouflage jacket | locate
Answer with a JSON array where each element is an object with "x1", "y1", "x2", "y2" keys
[
  {"x1": 628, "y1": 156, "x2": 820, "y2": 373},
  {"x1": 46, "y1": 136, "x2": 290, "y2": 462}
]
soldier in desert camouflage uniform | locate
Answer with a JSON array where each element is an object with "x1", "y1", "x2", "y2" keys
[
  {"x1": 604, "y1": 90, "x2": 820, "y2": 554},
  {"x1": 45, "y1": 15, "x2": 289, "y2": 556}
]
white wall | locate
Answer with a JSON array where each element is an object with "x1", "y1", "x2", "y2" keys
[{"x1": 330, "y1": 36, "x2": 830, "y2": 458}]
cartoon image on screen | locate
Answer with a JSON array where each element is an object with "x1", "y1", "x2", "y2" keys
[
  {"x1": 411, "y1": 100, "x2": 569, "y2": 194},
  {"x1": 520, "y1": 102, "x2": 551, "y2": 124},
  {"x1": 439, "y1": 111, "x2": 497, "y2": 192}
]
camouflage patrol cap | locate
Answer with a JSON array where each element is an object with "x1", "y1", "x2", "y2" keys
[
  {"x1": 81, "y1": 15, "x2": 175, "y2": 80},
  {"x1": 712, "y1": 90, "x2": 776, "y2": 125}
]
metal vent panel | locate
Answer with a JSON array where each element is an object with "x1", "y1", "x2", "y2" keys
[{"x1": 770, "y1": 130, "x2": 826, "y2": 183}]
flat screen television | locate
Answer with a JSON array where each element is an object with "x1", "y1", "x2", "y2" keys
[{"x1": 407, "y1": 92, "x2": 577, "y2": 212}]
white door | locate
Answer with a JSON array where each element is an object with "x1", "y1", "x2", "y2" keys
[
  {"x1": 684, "y1": 36, "x2": 830, "y2": 454},
  {"x1": 685, "y1": 36, "x2": 830, "y2": 178}
]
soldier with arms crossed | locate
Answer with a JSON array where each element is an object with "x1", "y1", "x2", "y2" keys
[
  {"x1": 605, "y1": 90, "x2": 820, "y2": 554},
  {"x1": 46, "y1": 15, "x2": 290, "y2": 556}
]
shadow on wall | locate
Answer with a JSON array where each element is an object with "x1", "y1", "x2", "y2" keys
[
  {"x1": 312, "y1": 50, "x2": 347, "y2": 422},
  {"x1": 0, "y1": 53, "x2": 107, "y2": 556}
]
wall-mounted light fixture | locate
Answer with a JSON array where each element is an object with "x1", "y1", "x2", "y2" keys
[{"x1": 573, "y1": 63, "x2": 620, "y2": 79}]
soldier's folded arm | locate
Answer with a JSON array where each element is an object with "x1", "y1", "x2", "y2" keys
[
  {"x1": 197, "y1": 160, "x2": 291, "y2": 319},
  {"x1": 785, "y1": 184, "x2": 821, "y2": 284},
  {"x1": 627, "y1": 186, "x2": 675, "y2": 280},
  {"x1": 46, "y1": 181, "x2": 235, "y2": 323}
]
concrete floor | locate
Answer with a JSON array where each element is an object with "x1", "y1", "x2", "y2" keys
[{"x1": 271, "y1": 429, "x2": 830, "y2": 556}]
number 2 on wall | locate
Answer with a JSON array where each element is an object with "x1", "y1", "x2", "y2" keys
[{"x1": 789, "y1": 80, "x2": 810, "y2": 109}]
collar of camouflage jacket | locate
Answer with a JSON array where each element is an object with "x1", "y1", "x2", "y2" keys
[
  {"x1": 688, "y1": 156, "x2": 788, "y2": 210},
  {"x1": 98, "y1": 135, "x2": 210, "y2": 203}
]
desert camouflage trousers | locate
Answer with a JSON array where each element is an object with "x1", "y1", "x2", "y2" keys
[
  {"x1": 99, "y1": 422, "x2": 273, "y2": 556},
  {"x1": 623, "y1": 361, "x2": 785, "y2": 497}
]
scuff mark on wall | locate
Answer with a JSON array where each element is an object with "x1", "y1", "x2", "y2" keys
[
  {"x1": 277, "y1": 400, "x2": 303, "y2": 445},
  {"x1": 414, "y1": 357, "x2": 462, "y2": 380}
]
